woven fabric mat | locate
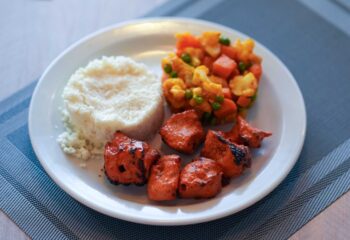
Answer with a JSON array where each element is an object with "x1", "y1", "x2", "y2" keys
[{"x1": 1, "y1": 0, "x2": 350, "y2": 239}]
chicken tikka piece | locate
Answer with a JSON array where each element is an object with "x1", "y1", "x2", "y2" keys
[
  {"x1": 201, "y1": 130, "x2": 251, "y2": 178},
  {"x1": 179, "y1": 157, "x2": 223, "y2": 199},
  {"x1": 104, "y1": 132, "x2": 160, "y2": 186},
  {"x1": 148, "y1": 155, "x2": 181, "y2": 201},
  {"x1": 223, "y1": 116, "x2": 271, "y2": 148},
  {"x1": 160, "y1": 109, "x2": 205, "y2": 154}
]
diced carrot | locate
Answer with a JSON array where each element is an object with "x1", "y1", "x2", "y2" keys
[
  {"x1": 231, "y1": 68, "x2": 240, "y2": 78},
  {"x1": 176, "y1": 33, "x2": 202, "y2": 51},
  {"x1": 249, "y1": 53, "x2": 262, "y2": 64},
  {"x1": 249, "y1": 63, "x2": 262, "y2": 80},
  {"x1": 213, "y1": 54, "x2": 237, "y2": 79},
  {"x1": 203, "y1": 56, "x2": 215, "y2": 72},
  {"x1": 221, "y1": 45, "x2": 237, "y2": 60},
  {"x1": 210, "y1": 75, "x2": 228, "y2": 88},
  {"x1": 222, "y1": 88, "x2": 232, "y2": 99},
  {"x1": 237, "y1": 96, "x2": 251, "y2": 108},
  {"x1": 214, "y1": 98, "x2": 237, "y2": 119}
]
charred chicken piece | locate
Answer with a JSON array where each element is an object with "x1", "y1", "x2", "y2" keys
[
  {"x1": 224, "y1": 116, "x2": 272, "y2": 148},
  {"x1": 104, "y1": 132, "x2": 160, "y2": 186},
  {"x1": 160, "y1": 109, "x2": 205, "y2": 154},
  {"x1": 201, "y1": 130, "x2": 251, "y2": 178},
  {"x1": 179, "y1": 157, "x2": 223, "y2": 199},
  {"x1": 147, "y1": 155, "x2": 182, "y2": 201}
]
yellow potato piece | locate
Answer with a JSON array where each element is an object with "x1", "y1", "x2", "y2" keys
[
  {"x1": 234, "y1": 38, "x2": 255, "y2": 62},
  {"x1": 163, "y1": 78, "x2": 186, "y2": 108},
  {"x1": 199, "y1": 32, "x2": 221, "y2": 58},
  {"x1": 193, "y1": 66, "x2": 222, "y2": 95},
  {"x1": 229, "y1": 73, "x2": 258, "y2": 97}
]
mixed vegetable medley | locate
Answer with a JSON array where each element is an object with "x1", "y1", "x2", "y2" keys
[{"x1": 161, "y1": 32, "x2": 263, "y2": 124}]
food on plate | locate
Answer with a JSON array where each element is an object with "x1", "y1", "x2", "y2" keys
[
  {"x1": 57, "y1": 56, "x2": 163, "y2": 160},
  {"x1": 104, "y1": 132, "x2": 160, "y2": 185},
  {"x1": 159, "y1": 109, "x2": 205, "y2": 154},
  {"x1": 223, "y1": 116, "x2": 272, "y2": 148},
  {"x1": 147, "y1": 155, "x2": 181, "y2": 201},
  {"x1": 201, "y1": 130, "x2": 251, "y2": 178},
  {"x1": 56, "y1": 30, "x2": 271, "y2": 204},
  {"x1": 161, "y1": 32, "x2": 262, "y2": 123},
  {"x1": 179, "y1": 157, "x2": 223, "y2": 199}
]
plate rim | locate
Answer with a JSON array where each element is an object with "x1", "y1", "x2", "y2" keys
[{"x1": 28, "y1": 17, "x2": 307, "y2": 225}]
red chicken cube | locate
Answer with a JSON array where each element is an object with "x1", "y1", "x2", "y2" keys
[
  {"x1": 160, "y1": 110, "x2": 205, "y2": 154},
  {"x1": 104, "y1": 132, "x2": 160, "y2": 186},
  {"x1": 179, "y1": 157, "x2": 223, "y2": 199},
  {"x1": 148, "y1": 155, "x2": 181, "y2": 201},
  {"x1": 224, "y1": 116, "x2": 272, "y2": 148},
  {"x1": 201, "y1": 130, "x2": 251, "y2": 178}
]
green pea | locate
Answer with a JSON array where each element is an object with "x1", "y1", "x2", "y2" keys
[
  {"x1": 215, "y1": 95, "x2": 224, "y2": 103},
  {"x1": 170, "y1": 72, "x2": 178, "y2": 78},
  {"x1": 181, "y1": 53, "x2": 191, "y2": 64},
  {"x1": 163, "y1": 64, "x2": 172, "y2": 74},
  {"x1": 219, "y1": 37, "x2": 231, "y2": 46},
  {"x1": 185, "y1": 89, "x2": 193, "y2": 99},
  {"x1": 212, "y1": 102, "x2": 221, "y2": 110},
  {"x1": 194, "y1": 95, "x2": 204, "y2": 104},
  {"x1": 238, "y1": 61, "x2": 252, "y2": 73},
  {"x1": 238, "y1": 62, "x2": 247, "y2": 73}
]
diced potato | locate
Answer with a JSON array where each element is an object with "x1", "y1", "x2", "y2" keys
[
  {"x1": 163, "y1": 78, "x2": 186, "y2": 90},
  {"x1": 172, "y1": 57, "x2": 195, "y2": 86},
  {"x1": 193, "y1": 66, "x2": 222, "y2": 95},
  {"x1": 202, "y1": 81, "x2": 222, "y2": 95},
  {"x1": 192, "y1": 87, "x2": 202, "y2": 96},
  {"x1": 193, "y1": 66, "x2": 209, "y2": 85},
  {"x1": 170, "y1": 85, "x2": 185, "y2": 100},
  {"x1": 163, "y1": 78, "x2": 186, "y2": 108},
  {"x1": 199, "y1": 32, "x2": 221, "y2": 58},
  {"x1": 234, "y1": 38, "x2": 255, "y2": 62},
  {"x1": 182, "y1": 47, "x2": 204, "y2": 67},
  {"x1": 229, "y1": 73, "x2": 258, "y2": 97}
]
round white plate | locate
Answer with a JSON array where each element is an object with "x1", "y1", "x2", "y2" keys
[{"x1": 29, "y1": 18, "x2": 306, "y2": 226}]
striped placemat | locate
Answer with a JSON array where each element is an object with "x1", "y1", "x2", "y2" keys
[{"x1": 1, "y1": 0, "x2": 350, "y2": 239}]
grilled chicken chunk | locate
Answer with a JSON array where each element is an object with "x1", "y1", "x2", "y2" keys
[
  {"x1": 160, "y1": 109, "x2": 205, "y2": 154},
  {"x1": 104, "y1": 132, "x2": 160, "y2": 186},
  {"x1": 147, "y1": 155, "x2": 182, "y2": 201},
  {"x1": 201, "y1": 130, "x2": 251, "y2": 178},
  {"x1": 179, "y1": 157, "x2": 223, "y2": 199},
  {"x1": 223, "y1": 116, "x2": 272, "y2": 148}
]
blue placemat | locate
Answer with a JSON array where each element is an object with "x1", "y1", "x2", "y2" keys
[{"x1": 2, "y1": 0, "x2": 350, "y2": 239}]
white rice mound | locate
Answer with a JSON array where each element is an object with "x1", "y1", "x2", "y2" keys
[{"x1": 57, "y1": 56, "x2": 164, "y2": 160}]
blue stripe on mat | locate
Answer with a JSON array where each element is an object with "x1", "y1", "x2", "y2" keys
[
  {"x1": 1, "y1": 0, "x2": 350, "y2": 239},
  {"x1": 0, "y1": 97, "x2": 31, "y2": 125},
  {"x1": 0, "y1": 81, "x2": 36, "y2": 116}
]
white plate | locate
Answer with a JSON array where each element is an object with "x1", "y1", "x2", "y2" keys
[{"x1": 29, "y1": 18, "x2": 306, "y2": 226}]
